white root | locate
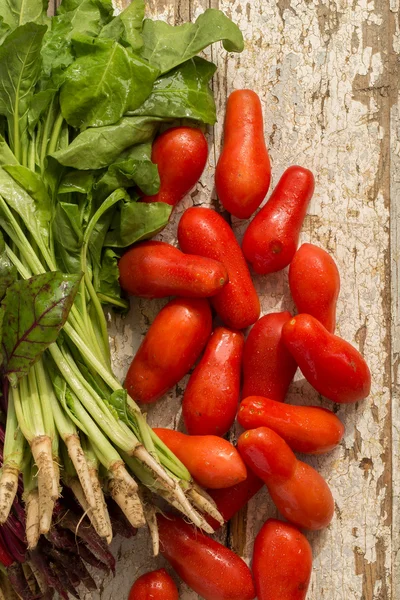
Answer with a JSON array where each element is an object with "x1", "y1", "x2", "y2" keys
[
  {"x1": 0, "y1": 464, "x2": 19, "y2": 524},
  {"x1": 140, "y1": 490, "x2": 159, "y2": 556},
  {"x1": 66, "y1": 434, "x2": 96, "y2": 509},
  {"x1": 157, "y1": 488, "x2": 215, "y2": 534},
  {"x1": 108, "y1": 464, "x2": 145, "y2": 529},
  {"x1": 132, "y1": 445, "x2": 211, "y2": 530},
  {"x1": 89, "y1": 467, "x2": 113, "y2": 544},
  {"x1": 188, "y1": 486, "x2": 224, "y2": 526},
  {"x1": 31, "y1": 436, "x2": 58, "y2": 534},
  {"x1": 69, "y1": 478, "x2": 112, "y2": 542},
  {"x1": 25, "y1": 489, "x2": 40, "y2": 549}
]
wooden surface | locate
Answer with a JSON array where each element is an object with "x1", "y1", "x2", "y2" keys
[{"x1": 70, "y1": 0, "x2": 399, "y2": 598}]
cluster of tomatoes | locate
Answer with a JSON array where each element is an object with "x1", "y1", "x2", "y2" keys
[{"x1": 120, "y1": 90, "x2": 371, "y2": 600}]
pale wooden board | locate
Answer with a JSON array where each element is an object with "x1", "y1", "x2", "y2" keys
[{"x1": 48, "y1": 0, "x2": 399, "y2": 597}]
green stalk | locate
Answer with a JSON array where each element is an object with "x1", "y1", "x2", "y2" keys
[
  {"x1": 40, "y1": 98, "x2": 54, "y2": 171},
  {"x1": 0, "y1": 387, "x2": 26, "y2": 523},
  {"x1": 47, "y1": 112, "x2": 64, "y2": 156},
  {"x1": 80, "y1": 191, "x2": 126, "y2": 365},
  {"x1": 28, "y1": 132, "x2": 36, "y2": 172}
]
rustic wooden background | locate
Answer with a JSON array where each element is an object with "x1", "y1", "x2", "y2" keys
[{"x1": 51, "y1": 0, "x2": 400, "y2": 598}]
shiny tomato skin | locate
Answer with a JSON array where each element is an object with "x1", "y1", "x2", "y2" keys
[
  {"x1": 141, "y1": 127, "x2": 208, "y2": 207},
  {"x1": 206, "y1": 466, "x2": 264, "y2": 530},
  {"x1": 282, "y1": 314, "x2": 371, "y2": 404},
  {"x1": 289, "y1": 243, "x2": 340, "y2": 333},
  {"x1": 124, "y1": 298, "x2": 212, "y2": 404},
  {"x1": 153, "y1": 428, "x2": 247, "y2": 489},
  {"x1": 157, "y1": 514, "x2": 256, "y2": 600},
  {"x1": 128, "y1": 568, "x2": 178, "y2": 600},
  {"x1": 238, "y1": 396, "x2": 345, "y2": 454},
  {"x1": 183, "y1": 327, "x2": 244, "y2": 436},
  {"x1": 238, "y1": 427, "x2": 334, "y2": 530},
  {"x1": 215, "y1": 90, "x2": 271, "y2": 219},
  {"x1": 242, "y1": 166, "x2": 314, "y2": 274},
  {"x1": 118, "y1": 241, "x2": 229, "y2": 299},
  {"x1": 178, "y1": 207, "x2": 260, "y2": 329},
  {"x1": 242, "y1": 312, "x2": 297, "y2": 402},
  {"x1": 253, "y1": 519, "x2": 312, "y2": 600}
]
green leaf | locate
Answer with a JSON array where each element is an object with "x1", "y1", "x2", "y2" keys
[
  {"x1": 28, "y1": 88, "x2": 57, "y2": 132},
  {"x1": 52, "y1": 116, "x2": 162, "y2": 170},
  {"x1": 108, "y1": 388, "x2": 130, "y2": 427},
  {"x1": 0, "y1": 0, "x2": 49, "y2": 30},
  {"x1": 1, "y1": 271, "x2": 81, "y2": 385},
  {"x1": 3, "y1": 165, "x2": 52, "y2": 221},
  {"x1": 99, "y1": 0, "x2": 144, "y2": 50},
  {"x1": 41, "y1": 0, "x2": 113, "y2": 88},
  {"x1": 53, "y1": 202, "x2": 83, "y2": 274},
  {"x1": 58, "y1": 170, "x2": 95, "y2": 196},
  {"x1": 131, "y1": 57, "x2": 217, "y2": 124},
  {"x1": 0, "y1": 23, "x2": 46, "y2": 158},
  {"x1": 0, "y1": 136, "x2": 18, "y2": 166},
  {"x1": 60, "y1": 36, "x2": 158, "y2": 129},
  {"x1": 96, "y1": 248, "x2": 126, "y2": 310},
  {"x1": 141, "y1": 8, "x2": 244, "y2": 74},
  {"x1": 0, "y1": 231, "x2": 17, "y2": 301},
  {"x1": 105, "y1": 200, "x2": 172, "y2": 247},
  {"x1": 0, "y1": 17, "x2": 10, "y2": 44},
  {"x1": 0, "y1": 167, "x2": 51, "y2": 247},
  {"x1": 95, "y1": 142, "x2": 159, "y2": 200}
]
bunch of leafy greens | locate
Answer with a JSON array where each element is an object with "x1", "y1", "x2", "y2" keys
[{"x1": 0, "y1": 0, "x2": 243, "y2": 585}]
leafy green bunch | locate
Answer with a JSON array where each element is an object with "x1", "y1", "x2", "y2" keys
[{"x1": 0, "y1": 0, "x2": 243, "y2": 563}]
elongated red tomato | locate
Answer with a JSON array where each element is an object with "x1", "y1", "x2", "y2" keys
[
  {"x1": 253, "y1": 519, "x2": 312, "y2": 600},
  {"x1": 282, "y1": 314, "x2": 371, "y2": 404},
  {"x1": 128, "y1": 569, "x2": 178, "y2": 600},
  {"x1": 289, "y1": 243, "x2": 340, "y2": 333},
  {"x1": 124, "y1": 298, "x2": 212, "y2": 404},
  {"x1": 183, "y1": 327, "x2": 244, "y2": 436},
  {"x1": 238, "y1": 427, "x2": 334, "y2": 530},
  {"x1": 153, "y1": 428, "x2": 247, "y2": 489},
  {"x1": 158, "y1": 514, "x2": 256, "y2": 600},
  {"x1": 238, "y1": 396, "x2": 344, "y2": 454},
  {"x1": 242, "y1": 166, "x2": 314, "y2": 274},
  {"x1": 178, "y1": 207, "x2": 260, "y2": 329},
  {"x1": 141, "y1": 127, "x2": 208, "y2": 207},
  {"x1": 215, "y1": 90, "x2": 271, "y2": 219},
  {"x1": 242, "y1": 312, "x2": 297, "y2": 402},
  {"x1": 119, "y1": 241, "x2": 228, "y2": 299},
  {"x1": 206, "y1": 466, "x2": 264, "y2": 530}
]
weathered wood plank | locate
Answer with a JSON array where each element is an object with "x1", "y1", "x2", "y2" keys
[{"x1": 58, "y1": 0, "x2": 397, "y2": 598}]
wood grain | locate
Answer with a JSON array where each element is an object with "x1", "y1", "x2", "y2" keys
[{"x1": 49, "y1": 0, "x2": 398, "y2": 597}]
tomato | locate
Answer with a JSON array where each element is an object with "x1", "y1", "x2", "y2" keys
[
  {"x1": 157, "y1": 513, "x2": 256, "y2": 600},
  {"x1": 141, "y1": 127, "x2": 208, "y2": 207},
  {"x1": 206, "y1": 466, "x2": 264, "y2": 530},
  {"x1": 128, "y1": 568, "x2": 178, "y2": 600},
  {"x1": 282, "y1": 314, "x2": 371, "y2": 404},
  {"x1": 178, "y1": 207, "x2": 260, "y2": 329},
  {"x1": 124, "y1": 298, "x2": 212, "y2": 404},
  {"x1": 183, "y1": 327, "x2": 244, "y2": 436},
  {"x1": 289, "y1": 243, "x2": 340, "y2": 333},
  {"x1": 238, "y1": 427, "x2": 334, "y2": 530},
  {"x1": 242, "y1": 166, "x2": 314, "y2": 274},
  {"x1": 153, "y1": 428, "x2": 247, "y2": 489},
  {"x1": 252, "y1": 519, "x2": 312, "y2": 600},
  {"x1": 238, "y1": 396, "x2": 344, "y2": 454},
  {"x1": 118, "y1": 241, "x2": 228, "y2": 299},
  {"x1": 242, "y1": 312, "x2": 297, "y2": 402},
  {"x1": 215, "y1": 90, "x2": 271, "y2": 219}
]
